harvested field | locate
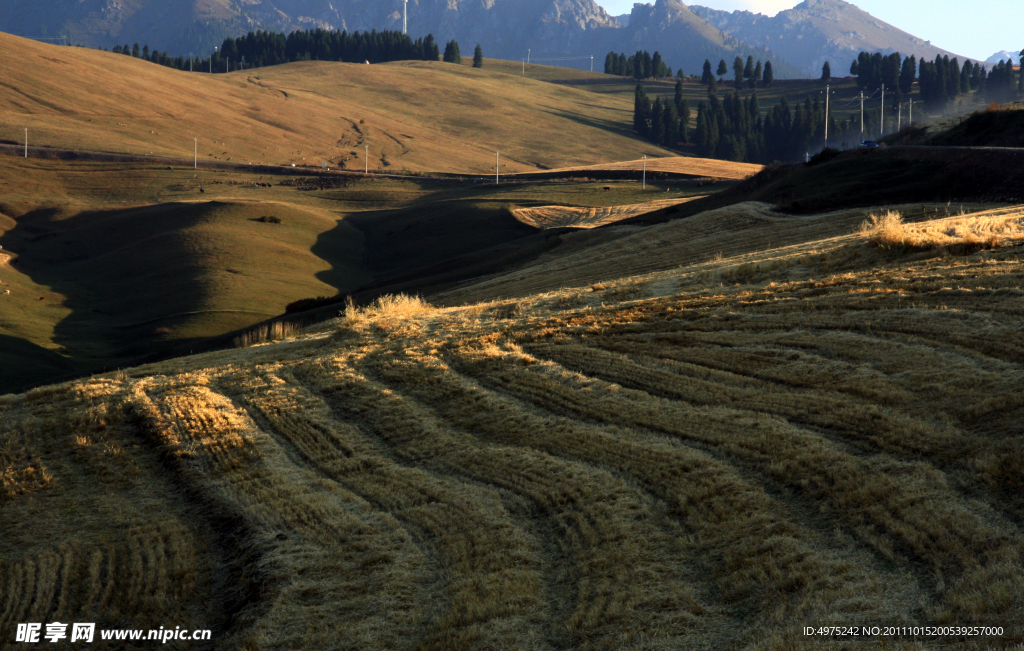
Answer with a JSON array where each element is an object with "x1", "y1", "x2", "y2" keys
[
  {"x1": 2, "y1": 205, "x2": 1023, "y2": 648},
  {"x1": 512, "y1": 197, "x2": 702, "y2": 229},
  {"x1": 518, "y1": 156, "x2": 763, "y2": 180}
]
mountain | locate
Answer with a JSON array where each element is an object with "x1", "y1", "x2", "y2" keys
[
  {"x1": 0, "y1": 0, "x2": 622, "y2": 61},
  {"x1": 690, "y1": 0, "x2": 966, "y2": 76},
  {"x1": 986, "y1": 50, "x2": 1020, "y2": 65},
  {"x1": 599, "y1": 0, "x2": 800, "y2": 78}
]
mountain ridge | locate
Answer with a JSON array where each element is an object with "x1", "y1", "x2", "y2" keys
[{"x1": 690, "y1": 0, "x2": 967, "y2": 75}]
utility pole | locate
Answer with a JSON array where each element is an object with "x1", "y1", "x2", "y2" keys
[
  {"x1": 909, "y1": 98, "x2": 913, "y2": 126},
  {"x1": 860, "y1": 91, "x2": 864, "y2": 139},
  {"x1": 824, "y1": 84, "x2": 830, "y2": 145},
  {"x1": 898, "y1": 101, "x2": 902, "y2": 131},
  {"x1": 642, "y1": 154, "x2": 646, "y2": 191},
  {"x1": 403, "y1": 0, "x2": 408, "y2": 35},
  {"x1": 495, "y1": 151, "x2": 500, "y2": 185},
  {"x1": 880, "y1": 83, "x2": 885, "y2": 137},
  {"x1": 24, "y1": 128, "x2": 27, "y2": 159},
  {"x1": 527, "y1": 49, "x2": 530, "y2": 65},
  {"x1": 590, "y1": 55, "x2": 593, "y2": 72},
  {"x1": 194, "y1": 138, "x2": 197, "y2": 169},
  {"x1": 365, "y1": 144, "x2": 369, "y2": 174}
]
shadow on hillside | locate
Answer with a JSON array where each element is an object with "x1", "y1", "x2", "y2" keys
[
  {"x1": 0, "y1": 203, "x2": 221, "y2": 387},
  {"x1": 0, "y1": 333, "x2": 82, "y2": 395},
  {"x1": 538, "y1": 105, "x2": 635, "y2": 138}
]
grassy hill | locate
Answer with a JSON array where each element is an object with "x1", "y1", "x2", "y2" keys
[
  {"x1": 1, "y1": 200, "x2": 1022, "y2": 648},
  {"x1": 0, "y1": 151, "x2": 725, "y2": 393},
  {"x1": 0, "y1": 33, "x2": 676, "y2": 175}
]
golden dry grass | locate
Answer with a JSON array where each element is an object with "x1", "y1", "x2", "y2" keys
[
  {"x1": 0, "y1": 33, "x2": 674, "y2": 175},
  {"x1": 2, "y1": 204, "x2": 1024, "y2": 649},
  {"x1": 861, "y1": 209, "x2": 1024, "y2": 252},
  {"x1": 519, "y1": 156, "x2": 764, "y2": 180},
  {"x1": 512, "y1": 197, "x2": 703, "y2": 229}
]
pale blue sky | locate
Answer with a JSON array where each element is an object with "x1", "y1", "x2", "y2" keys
[{"x1": 597, "y1": 0, "x2": 1021, "y2": 62}]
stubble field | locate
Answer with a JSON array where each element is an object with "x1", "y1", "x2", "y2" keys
[{"x1": 2, "y1": 204, "x2": 1023, "y2": 649}]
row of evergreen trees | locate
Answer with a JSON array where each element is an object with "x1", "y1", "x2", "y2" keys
[
  {"x1": 632, "y1": 80, "x2": 691, "y2": 148},
  {"x1": 633, "y1": 85, "x2": 870, "y2": 164},
  {"x1": 851, "y1": 50, "x2": 1024, "y2": 108},
  {"x1": 103, "y1": 30, "x2": 487, "y2": 73},
  {"x1": 605, "y1": 50, "x2": 673, "y2": 80},
  {"x1": 700, "y1": 57, "x2": 774, "y2": 91}
]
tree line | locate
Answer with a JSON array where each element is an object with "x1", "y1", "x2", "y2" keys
[
  {"x1": 633, "y1": 84, "x2": 869, "y2": 163},
  {"x1": 102, "y1": 30, "x2": 488, "y2": 73},
  {"x1": 632, "y1": 79, "x2": 691, "y2": 147},
  {"x1": 851, "y1": 50, "x2": 1024, "y2": 107},
  {"x1": 700, "y1": 57, "x2": 774, "y2": 92},
  {"x1": 605, "y1": 51, "x2": 674, "y2": 80}
]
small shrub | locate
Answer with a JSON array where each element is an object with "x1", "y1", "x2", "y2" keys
[
  {"x1": 257, "y1": 215, "x2": 282, "y2": 224},
  {"x1": 234, "y1": 321, "x2": 301, "y2": 348}
]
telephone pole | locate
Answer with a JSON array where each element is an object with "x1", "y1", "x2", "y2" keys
[
  {"x1": 909, "y1": 98, "x2": 913, "y2": 126},
  {"x1": 24, "y1": 128, "x2": 27, "y2": 159},
  {"x1": 898, "y1": 101, "x2": 902, "y2": 131},
  {"x1": 880, "y1": 83, "x2": 885, "y2": 137},
  {"x1": 642, "y1": 155, "x2": 647, "y2": 191},
  {"x1": 194, "y1": 138, "x2": 197, "y2": 169},
  {"x1": 495, "y1": 151, "x2": 500, "y2": 185},
  {"x1": 824, "y1": 84, "x2": 830, "y2": 145},
  {"x1": 365, "y1": 144, "x2": 369, "y2": 174},
  {"x1": 860, "y1": 91, "x2": 864, "y2": 139}
]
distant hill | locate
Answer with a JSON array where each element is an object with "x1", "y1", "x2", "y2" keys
[{"x1": 690, "y1": 0, "x2": 967, "y2": 76}]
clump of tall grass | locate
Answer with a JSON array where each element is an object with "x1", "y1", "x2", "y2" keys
[
  {"x1": 337, "y1": 294, "x2": 432, "y2": 330},
  {"x1": 860, "y1": 210, "x2": 1016, "y2": 253},
  {"x1": 234, "y1": 321, "x2": 301, "y2": 348}
]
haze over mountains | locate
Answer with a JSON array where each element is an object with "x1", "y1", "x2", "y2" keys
[{"x1": 0, "y1": 0, "x2": 963, "y2": 77}]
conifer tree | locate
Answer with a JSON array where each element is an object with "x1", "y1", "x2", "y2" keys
[
  {"x1": 821, "y1": 61, "x2": 831, "y2": 82},
  {"x1": 762, "y1": 61, "x2": 773, "y2": 87},
  {"x1": 733, "y1": 56, "x2": 744, "y2": 89},
  {"x1": 744, "y1": 56, "x2": 754, "y2": 80},
  {"x1": 717, "y1": 59, "x2": 728, "y2": 81},
  {"x1": 678, "y1": 99, "x2": 690, "y2": 144},
  {"x1": 113, "y1": 45, "x2": 123, "y2": 54},
  {"x1": 473, "y1": 44, "x2": 483, "y2": 68},
  {"x1": 604, "y1": 52, "x2": 615, "y2": 74},
  {"x1": 753, "y1": 61, "x2": 762, "y2": 88},
  {"x1": 652, "y1": 52, "x2": 664, "y2": 79},
  {"x1": 122, "y1": 44, "x2": 131, "y2": 56},
  {"x1": 900, "y1": 55, "x2": 916, "y2": 94},
  {"x1": 142, "y1": 44, "x2": 150, "y2": 60},
  {"x1": 442, "y1": 40, "x2": 461, "y2": 64},
  {"x1": 702, "y1": 59, "x2": 714, "y2": 86},
  {"x1": 132, "y1": 43, "x2": 140, "y2": 57}
]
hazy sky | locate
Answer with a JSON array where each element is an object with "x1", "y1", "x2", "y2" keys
[{"x1": 597, "y1": 0, "x2": 1022, "y2": 62}]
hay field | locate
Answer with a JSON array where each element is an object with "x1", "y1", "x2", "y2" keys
[
  {"x1": 519, "y1": 156, "x2": 763, "y2": 180},
  {"x1": 512, "y1": 197, "x2": 702, "y2": 229},
  {"x1": 2, "y1": 205, "x2": 1023, "y2": 648},
  {"x1": 0, "y1": 34, "x2": 674, "y2": 175}
]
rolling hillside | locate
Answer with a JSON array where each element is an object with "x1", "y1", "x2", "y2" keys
[
  {"x1": 0, "y1": 32, "x2": 674, "y2": 175},
  {"x1": 1, "y1": 201, "x2": 1022, "y2": 648}
]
